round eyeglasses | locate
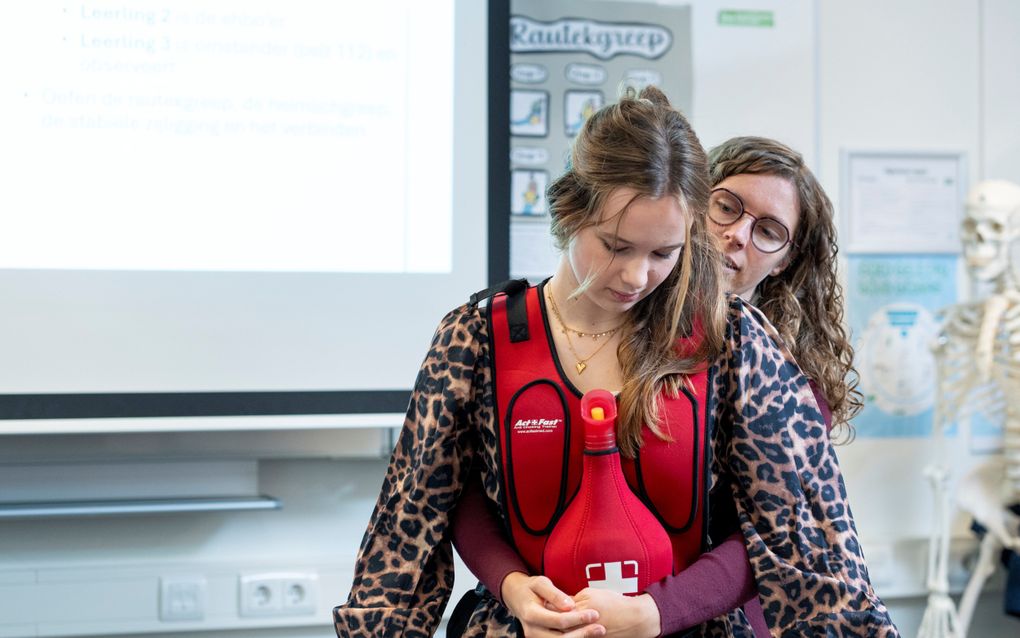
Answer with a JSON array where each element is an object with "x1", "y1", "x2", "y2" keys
[{"x1": 708, "y1": 188, "x2": 793, "y2": 254}]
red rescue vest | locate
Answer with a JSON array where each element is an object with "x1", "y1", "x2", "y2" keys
[{"x1": 485, "y1": 282, "x2": 711, "y2": 579}]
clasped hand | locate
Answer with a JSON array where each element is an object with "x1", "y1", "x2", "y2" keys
[{"x1": 501, "y1": 572, "x2": 661, "y2": 638}]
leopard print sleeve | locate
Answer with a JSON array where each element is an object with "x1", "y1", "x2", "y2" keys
[
  {"x1": 333, "y1": 303, "x2": 489, "y2": 638},
  {"x1": 709, "y1": 295, "x2": 900, "y2": 637}
]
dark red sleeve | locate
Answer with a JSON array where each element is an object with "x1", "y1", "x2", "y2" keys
[
  {"x1": 645, "y1": 531, "x2": 767, "y2": 636},
  {"x1": 808, "y1": 379, "x2": 833, "y2": 430},
  {"x1": 450, "y1": 471, "x2": 529, "y2": 604}
]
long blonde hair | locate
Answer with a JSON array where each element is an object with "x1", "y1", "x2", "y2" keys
[
  {"x1": 709, "y1": 136, "x2": 863, "y2": 434},
  {"x1": 547, "y1": 86, "x2": 724, "y2": 456}
]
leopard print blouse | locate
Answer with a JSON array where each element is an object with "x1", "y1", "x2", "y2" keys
[{"x1": 333, "y1": 294, "x2": 899, "y2": 637}]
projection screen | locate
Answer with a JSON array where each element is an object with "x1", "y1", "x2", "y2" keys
[{"x1": 0, "y1": 0, "x2": 509, "y2": 432}]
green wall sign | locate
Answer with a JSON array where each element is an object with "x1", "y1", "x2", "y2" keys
[{"x1": 718, "y1": 10, "x2": 774, "y2": 27}]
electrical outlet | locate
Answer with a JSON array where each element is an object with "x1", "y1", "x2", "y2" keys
[
  {"x1": 239, "y1": 574, "x2": 283, "y2": 616},
  {"x1": 280, "y1": 573, "x2": 318, "y2": 615},
  {"x1": 239, "y1": 572, "x2": 318, "y2": 617},
  {"x1": 160, "y1": 575, "x2": 206, "y2": 621}
]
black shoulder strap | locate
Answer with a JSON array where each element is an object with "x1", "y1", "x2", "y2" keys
[
  {"x1": 470, "y1": 278, "x2": 531, "y2": 343},
  {"x1": 468, "y1": 277, "x2": 528, "y2": 307}
]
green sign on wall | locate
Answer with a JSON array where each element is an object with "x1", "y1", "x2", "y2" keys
[{"x1": 718, "y1": 10, "x2": 774, "y2": 27}]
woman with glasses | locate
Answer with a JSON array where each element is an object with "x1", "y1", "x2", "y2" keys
[{"x1": 708, "y1": 135, "x2": 862, "y2": 434}]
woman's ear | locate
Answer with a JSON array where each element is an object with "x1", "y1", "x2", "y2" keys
[{"x1": 769, "y1": 251, "x2": 794, "y2": 277}]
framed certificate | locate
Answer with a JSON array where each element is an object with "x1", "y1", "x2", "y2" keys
[{"x1": 841, "y1": 149, "x2": 967, "y2": 254}]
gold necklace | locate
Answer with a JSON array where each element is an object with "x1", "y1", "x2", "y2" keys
[
  {"x1": 546, "y1": 288, "x2": 619, "y2": 374},
  {"x1": 545, "y1": 288, "x2": 622, "y2": 341}
]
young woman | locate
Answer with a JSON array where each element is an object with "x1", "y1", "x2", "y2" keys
[
  {"x1": 333, "y1": 92, "x2": 895, "y2": 638},
  {"x1": 447, "y1": 136, "x2": 874, "y2": 637}
]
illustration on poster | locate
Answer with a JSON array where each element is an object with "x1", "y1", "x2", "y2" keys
[{"x1": 857, "y1": 302, "x2": 938, "y2": 417}]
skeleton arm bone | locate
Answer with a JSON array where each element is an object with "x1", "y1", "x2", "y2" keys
[{"x1": 976, "y1": 295, "x2": 1010, "y2": 381}]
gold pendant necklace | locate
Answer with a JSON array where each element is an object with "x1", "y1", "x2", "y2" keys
[
  {"x1": 546, "y1": 288, "x2": 619, "y2": 374},
  {"x1": 546, "y1": 292, "x2": 622, "y2": 342}
]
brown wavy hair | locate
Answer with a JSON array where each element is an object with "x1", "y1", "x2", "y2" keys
[
  {"x1": 547, "y1": 86, "x2": 724, "y2": 456},
  {"x1": 708, "y1": 136, "x2": 863, "y2": 435}
]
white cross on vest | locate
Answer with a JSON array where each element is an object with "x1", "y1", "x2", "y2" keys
[{"x1": 584, "y1": 560, "x2": 639, "y2": 594}]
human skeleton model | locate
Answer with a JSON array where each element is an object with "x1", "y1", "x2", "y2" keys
[{"x1": 919, "y1": 180, "x2": 1020, "y2": 638}]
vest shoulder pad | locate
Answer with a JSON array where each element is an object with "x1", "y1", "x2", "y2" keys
[{"x1": 468, "y1": 278, "x2": 530, "y2": 308}]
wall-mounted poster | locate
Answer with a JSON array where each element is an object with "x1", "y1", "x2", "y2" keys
[
  {"x1": 507, "y1": 0, "x2": 692, "y2": 280},
  {"x1": 511, "y1": 169, "x2": 549, "y2": 216},
  {"x1": 564, "y1": 90, "x2": 604, "y2": 137},
  {"x1": 510, "y1": 89, "x2": 550, "y2": 137},
  {"x1": 847, "y1": 254, "x2": 958, "y2": 438},
  {"x1": 841, "y1": 149, "x2": 967, "y2": 253}
]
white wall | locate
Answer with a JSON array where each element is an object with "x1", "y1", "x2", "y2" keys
[
  {"x1": 983, "y1": 0, "x2": 1020, "y2": 182},
  {"x1": 3, "y1": 1, "x2": 1020, "y2": 637},
  {"x1": 687, "y1": 0, "x2": 817, "y2": 163}
]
